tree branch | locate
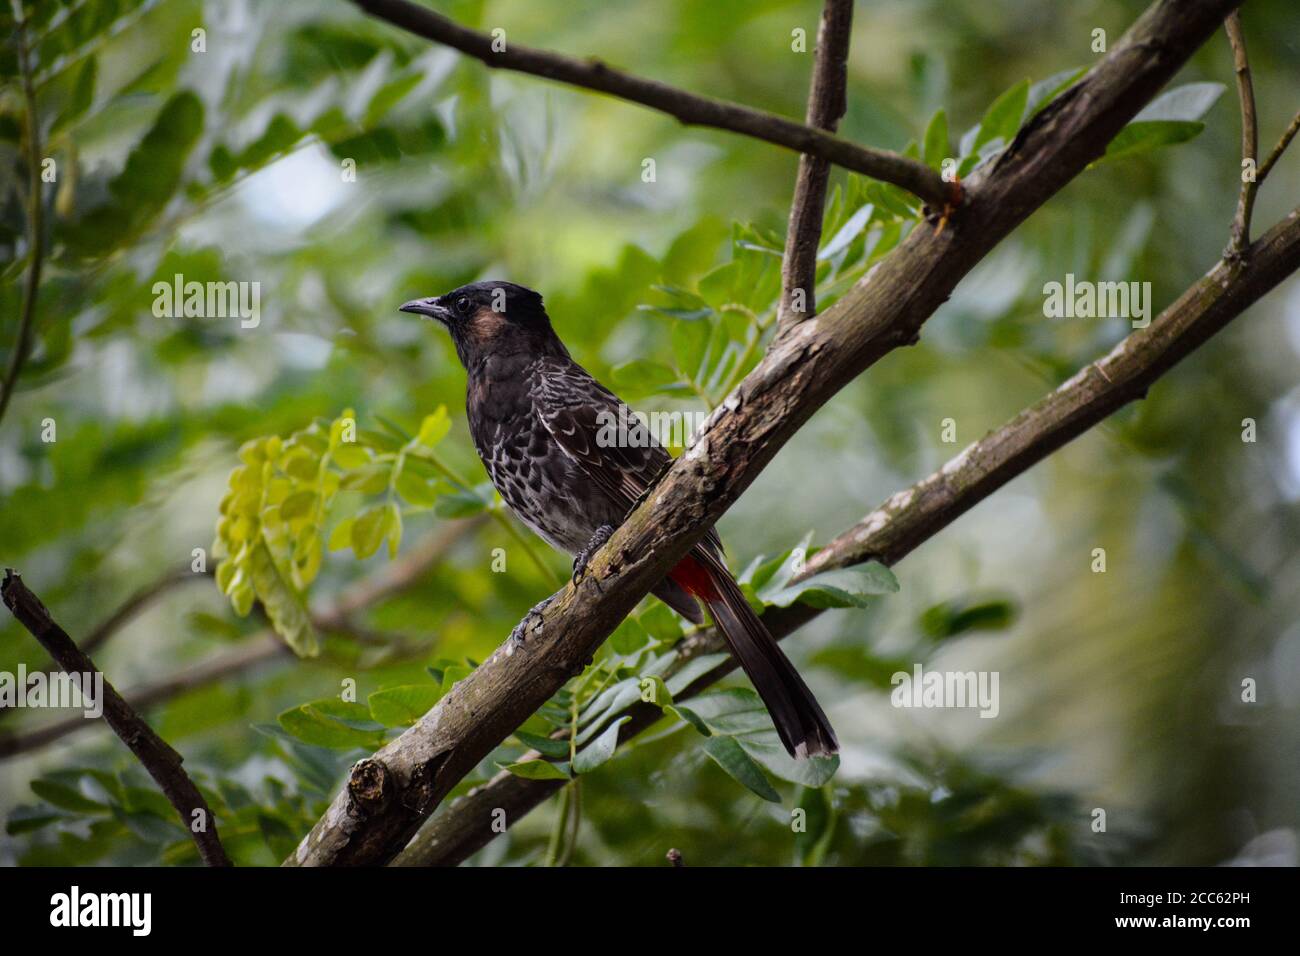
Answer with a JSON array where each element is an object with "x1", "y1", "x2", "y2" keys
[
  {"x1": 777, "y1": 0, "x2": 854, "y2": 332},
  {"x1": 1258, "y1": 109, "x2": 1300, "y2": 184},
  {"x1": 349, "y1": 0, "x2": 950, "y2": 207},
  {"x1": 0, "y1": 518, "x2": 484, "y2": 758},
  {"x1": 1225, "y1": 11, "x2": 1258, "y2": 258},
  {"x1": 1, "y1": 569, "x2": 232, "y2": 866},
  {"x1": 0, "y1": 2, "x2": 47, "y2": 428},
  {"x1": 285, "y1": 0, "x2": 1245, "y2": 867},
  {"x1": 395, "y1": 201, "x2": 1300, "y2": 866}
]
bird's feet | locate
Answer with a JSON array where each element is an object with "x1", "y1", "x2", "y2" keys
[
  {"x1": 506, "y1": 594, "x2": 555, "y2": 653},
  {"x1": 572, "y1": 524, "x2": 615, "y2": 585}
]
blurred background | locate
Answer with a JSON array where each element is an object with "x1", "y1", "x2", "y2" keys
[{"x1": 1, "y1": 0, "x2": 1298, "y2": 866}]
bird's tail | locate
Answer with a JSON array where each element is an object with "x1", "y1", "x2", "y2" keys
[{"x1": 670, "y1": 554, "x2": 838, "y2": 759}]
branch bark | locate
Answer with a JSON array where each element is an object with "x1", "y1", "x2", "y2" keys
[
  {"x1": 395, "y1": 202, "x2": 1300, "y2": 867},
  {"x1": 286, "y1": 0, "x2": 1245, "y2": 867},
  {"x1": 1, "y1": 569, "x2": 232, "y2": 866},
  {"x1": 777, "y1": 0, "x2": 854, "y2": 332},
  {"x1": 349, "y1": 0, "x2": 950, "y2": 207}
]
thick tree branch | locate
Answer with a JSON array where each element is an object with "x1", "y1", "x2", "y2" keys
[
  {"x1": 0, "y1": 3, "x2": 47, "y2": 428},
  {"x1": 286, "y1": 0, "x2": 1244, "y2": 867},
  {"x1": 777, "y1": 0, "x2": 854, "y2": 332},
  {"x1": 1, "y1": 569, "x2": 232, "y2": 866},
  {"x1": 0, "y1": 519, "x2": 483, "y2": 757},
  {"x1": 395, "y1": 202, "x2": 1300, "y2": 867},
  {"x1": 349, "y1": 0, "x2": 950, "y2": 207},
  {"x1": 1225, "y1": 12, "x2": 1258, "y2": 257}
]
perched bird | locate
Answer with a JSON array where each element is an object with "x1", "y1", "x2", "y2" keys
[{"x1": 401, "y1": 280, "x2": 838, "y2": 758}]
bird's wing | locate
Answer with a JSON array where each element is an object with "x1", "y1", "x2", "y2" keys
[{"x1": 534, "y1": 359, "x2": 722, "y2": 552}]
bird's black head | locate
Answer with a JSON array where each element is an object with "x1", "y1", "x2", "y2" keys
[{"x1": 400, "y1": 280, "x2": 566, "y2": 370}]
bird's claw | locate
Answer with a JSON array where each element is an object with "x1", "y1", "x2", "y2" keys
[
  {"x1": 572, "y1": 524, "x2": 615, "y2": 585},
  {"x1": 506, "y1": 595, "x2": 554, "y2": 653}
]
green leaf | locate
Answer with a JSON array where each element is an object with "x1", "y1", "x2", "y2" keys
[
  {"x1": 515, "y1": 730, "x2": 571, "y2": 759},
  {"x1": 327, "y1": 517, "x2": 354, "y2": 551},
  {"x1": 793, "y1": 785, "x2": 836, "y2": 866},
  {"x1": 416, "y1": 407, "x2": 451, "y2": 447},
  {"x1": 53, "y1": 56, "x2": 97, "y2": 134},
  {"x1": 339, "y1": 463, "x2": 391, "y2": 494},
  {"x1": 368, "y1": 684, "x2": 443, "y2": 727},
  {"x1": 498, "y1": 759, "x2": 571, "y2": 780},
  {"x1": 1133, "y1": 81, "x2": 1224, "y2": 123},
  {"x1": 31, "y1": 779, "x2": 107, "y2": 814},
  {"x1": 385, "y1": 502, "x2": 402, "y2": 557},
  {"x1": 62, "y1": 92, "x2": 204, "y2": 257},
  {"x1": 249, "y1": 541, "x2": 318, "y2": 656},
  {"x1": 278, "y1": 700, "x2": 386, "y2": 749},
  {"x1": 609, "y1": 617, "x2": 650, "y2": 655},
  {"x1": 1101, "y1": 121, "x2": 1205, "y2": 163},
  {"x1": 702, "y1": 736, "x2": 781, "y2": 802},
  {"x1": 761, "y1": 561, "x2": 899, "y2": 609},
  {"x1": 572, "y1": 716, "x2": 629, "y2": 774},
  {"x1": 638, "y1": 602, "x2": 684, "y2": 643},
  {"x1": 278, "y1": 489, "x2": 317, "y2": 521},
  {"x1": 923, "y1": 109, "x2": 950, "y2": 170},
  {"x1": 671, "y1": 317, "x2": 711, "y2": 381},
  {"x1": 1024, "y1": 67, "x2": 1086, "y2": 121},
  {"x1": 973, "y1": 79, "x2": 1029, "y2": 153},
  {"x1": 351, "y1": 504, "x2": 392, "y2": 560},
  {"x1": 610, "y1": 359, "x2": 683, "y2": 398},
  {"x1": 395, "y1": 469, "x2": 439, "y2": 507},
  {"x1": 919, "y1": 596, "x2": 1019, "y2": 639}
]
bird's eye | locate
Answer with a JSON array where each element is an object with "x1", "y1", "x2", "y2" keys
[{"x1": 455, "y1": 297, "x2": 472, "y2": 315}]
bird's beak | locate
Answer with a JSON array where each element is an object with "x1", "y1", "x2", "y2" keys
[{"x1": 399, "y1": 298, "x2": 451, "y2": 323}]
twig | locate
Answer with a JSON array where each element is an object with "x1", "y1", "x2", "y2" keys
[
  {"x1": 777, "y1": 0, "x2": 854, "y2": 332},
  {"x1": 349, "y1": 0, "x2": 949, "y2": 207},
  {"x1": 1, "y1": 570, "x2": 232, "y2": 867},
  {"x1": 1225, "y1": 12, "x2": 1258, "y2": 258},
  {"x1": 1258, "y1": 109, "x2": 1300, "y2": 185},
  {"x1": 394, "y1": 199, "x2": 1300, "y2": 866},
  {"x1": 0, "y1": 2, "x2": 47, "y2": 428}
]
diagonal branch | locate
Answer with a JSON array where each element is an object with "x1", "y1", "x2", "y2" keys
[
  {"x1": 777, "y1": 0, "x2": 855, "y2": 332},
  {"x1": 395, "y1": 202, "x2": 1300, "y2": 867},
  {"x1": 0, "y1": 518, "x2": 484, "y2": 758},
  {"x1": 349, "y1": 0, "x2": 949, "y2": 207},
  {"x1": 285, "y1": 0, "x2": 1246, "y2": 867},
  {"x1": 1, "y1": 570, "x2": 232, "y2": 866}
]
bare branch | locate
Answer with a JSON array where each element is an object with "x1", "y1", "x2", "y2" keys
[
  {"x1": 349, "y1": 0, "x2": 949, "y2": 207},
  {"x1": 777, "y1": 0, "x2": 855, "y2": 332},
  {"x1": 0, "y1": 519, "x2": 483, "y2": 758},
  {"x1": 1, "y1": 569, "x2": 232, "y2": 867},
  {"x1": 1258, "y1": 109, "x2": 1300, "y2": 185},
  {"x1": 0, "y1": 4, "x2": 47, "y2": 428},
  {"x1": 1225, "y1": 12, "x2": 1258, "y2": 257},
  {"x1": 396, "y1": 202, "x2": 1300, "y2": 867},
  {"x1": 286, "y1": 0, "x2": 1246, "y2": 868}
]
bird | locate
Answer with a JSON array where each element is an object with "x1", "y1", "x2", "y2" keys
[{"x1": 400, "y1": 280, "x2": 838, "y2": 759}]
